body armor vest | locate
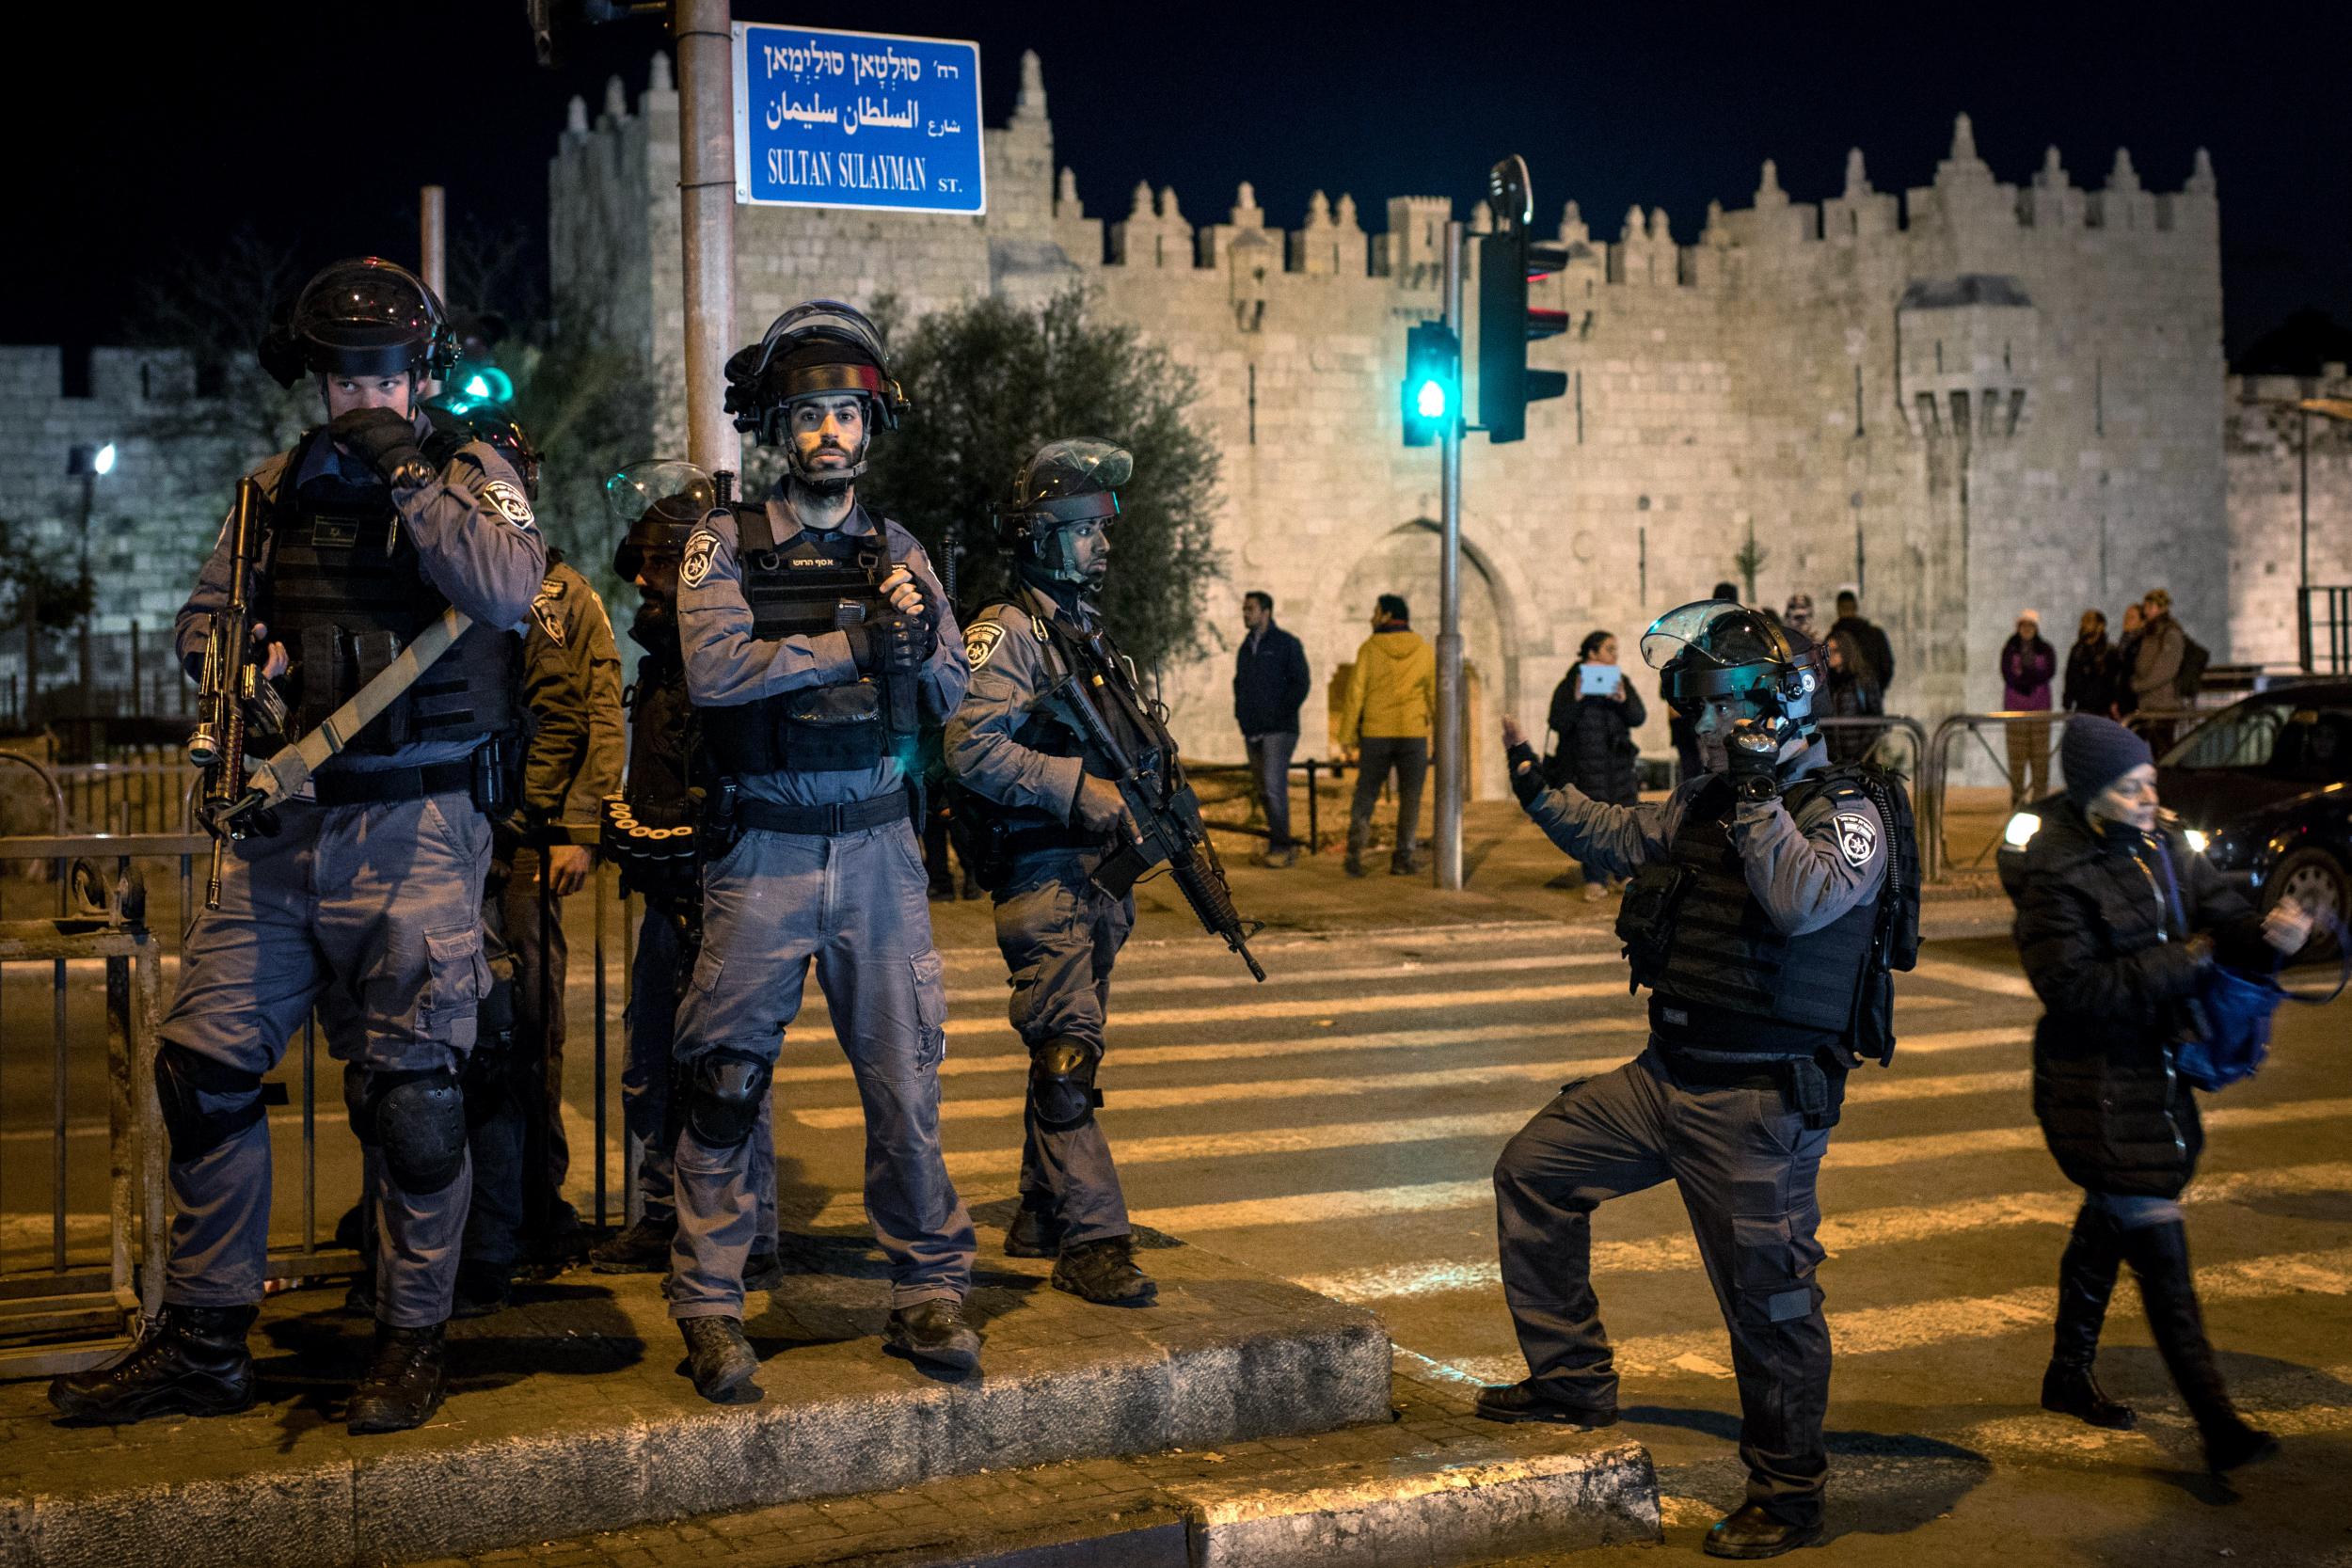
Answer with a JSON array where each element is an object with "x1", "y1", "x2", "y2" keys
[
  {"x1": 1641, "y1": 771, "x2": 1880, "y2": 1054},
  {"x1": 623, "y1": 610, "x2": 693, "y2": 826},
  {"x1": 698, "y1": 503, "x2": 896, "y2": 776},
  {"x1": 264, "y1": 427, "x2": 518, "y2": 752}
]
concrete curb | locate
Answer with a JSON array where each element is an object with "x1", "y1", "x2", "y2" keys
[
  {"x1": 1, "y1": 1313, "x2": 1391, "y2": 1568},
  {"x1": 1172, "y1": 1441, "x2": 1661, "y2": 1567}
]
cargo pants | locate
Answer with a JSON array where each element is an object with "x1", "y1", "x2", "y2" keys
[
  {"x1": 159, "y1": 791, "x2": 492, "y2": 1329},
  {"x1": 993, "y1": 855, "x2": 1136, "y2": 1248},
  {"x1": 1493, "y1": 1047, "x2": 1835, "y2": 1525},
  {"x1": 668, "y1": 819, "x2": 973, "y2": 1319}
]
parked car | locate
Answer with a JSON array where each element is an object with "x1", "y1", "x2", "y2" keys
[{"x1": 1996, "y1": 683, "x2": 2352, "y2": 937}]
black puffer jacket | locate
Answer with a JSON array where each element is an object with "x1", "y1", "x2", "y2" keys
[
  {"x1": 2013, "y1": 803, "x2": 2274, "y2": 1196},
  {"x1": 1544, "y1": 666, "x2": 1646, "y2": 805}
]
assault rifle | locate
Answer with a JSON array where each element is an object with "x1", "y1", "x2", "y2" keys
[
  {"x1": 185, "y1": 478, "x2": 287, "y2": 909},
  {"x1": 1036, "y1": 670, "x2": 1266, "y2": 982}
]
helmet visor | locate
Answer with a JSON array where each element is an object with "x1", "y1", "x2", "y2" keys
[
  {"x1": 1640, "y1": 599, "x2": 1777, "y2": 673},
  {"x1": 1018, "y1": 438, "x2": 1134, "y2": 505},
  {"x1": 605, "y1": 460, "x2": 716, "y2": 533},
  {"x1": 293, "y1": 259, "x2": 445, "y2": 372}
]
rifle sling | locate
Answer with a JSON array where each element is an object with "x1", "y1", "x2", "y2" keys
[{"x1": 243, "y1": 608, "x2": 474, "y2": 810}]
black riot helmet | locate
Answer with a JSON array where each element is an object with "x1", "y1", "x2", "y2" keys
[
  {"x1": 423, "y1": 395, "x2": 543, "y2": 500},
  {"x1": 992, "y1": 438, "x2": 1130, "y2": 585},
  {"x1": 606, "y1": 460, "x2": 717, "y2": 580},
  {"x1": 1643, "y1": 599, "x2": 1826, "y2": 733},
  {"x1": 260, "y1": 258, "x2": 458, "y2": 389},
  {"x1": 722, "y1": 300, "x2": 907, "y2": 483}
]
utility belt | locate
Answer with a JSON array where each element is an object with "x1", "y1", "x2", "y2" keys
[
  {"x1": 310, "y1": 741, "x2": 510, "y2": 815},
  {"x1": 734, "y1": 791, "x2": 907, "y2": 837},
  {"x1": 1650, "y1": 1034, "x2": 1849, "y2": 1130},
  {"x1": 954, "y1": 792, "x2": 1112, "y2": 894}
]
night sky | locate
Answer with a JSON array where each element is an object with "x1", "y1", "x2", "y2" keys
[{"x1": 9, "y1": 4, "x2": 2345, "y2": 366}]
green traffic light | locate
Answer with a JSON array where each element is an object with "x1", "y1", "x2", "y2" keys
[
  {"x1": 455, "y1": 364, "x2": 515, "y2": 405},
  {"x1": 1415, "y1": 379, "x2": 1449, "y2": 420}
]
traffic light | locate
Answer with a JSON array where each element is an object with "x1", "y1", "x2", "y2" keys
[
  {"x1": 453, "y1": 362, "x2": 516, "y2": 407},
  {"x1": 1401, "y1": 321, "x2": 1459, "y2": 447},
  {"x1": 1477, "y1": 154, "x2": 1570, "y2": 444}
]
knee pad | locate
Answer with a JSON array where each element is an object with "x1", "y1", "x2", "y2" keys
[
  {"x1": 351, "y1": 1067, "x2": 469, "y2": 1195},
  {"x1": 153, "y1": 1041, "x2": 271, "y2": 1163},
  {"x1": 1029, "y1": 1037, "x2": 1103, "y2": 1132},
  {"x1": 682, "y1": 1051, "x2": 771, "y2": 1149}
]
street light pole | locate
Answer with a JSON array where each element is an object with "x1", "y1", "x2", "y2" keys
[
  {"x1": 675, "y1": 0, "x2": 742, "y2": 478},
  {"x1": 1434, "y1": 220, "x2": 1466, "y2": 892}
]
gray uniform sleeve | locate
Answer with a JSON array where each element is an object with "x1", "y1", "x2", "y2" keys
[
  {"x1": 404, "y1": 441, "x2": 547, "y2": 631},
  {"x1": 676, "y1": 510, "x2": 858, "y2": 705},
  {"x1": 945, "y1": 609, "x2": 1086, "y2": 819},
  {"x1": 1521, "y1": 777, "x2": 1680, "y2": 879},
  {"x1": 1731, "y1": 788, "x2": 1886, "y2": 935}
]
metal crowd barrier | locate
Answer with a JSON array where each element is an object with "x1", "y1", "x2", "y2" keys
[
  {"x1": 1191, "y1": 755, "x2": 1349, "y2": 853},
  {"x1": 0, "y1": 747, "x2": 643, "y2": 1370}
]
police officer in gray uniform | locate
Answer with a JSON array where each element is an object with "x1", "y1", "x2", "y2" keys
[
  {"x1": 1482, "y1": 601, "x2": 1899, "y2": 1560},
  {"x1": 946, "y1": 440, "x2": 1157, "y2": 1308},
  {"x1": 589, "y1": 464, "x2": 782, "y2": 1285},
  {"x1": 668, "y1": 302, "x2": 977, "y2": 1402},
  {"x1": 49, "y1": 258, "x2": 545, "y2": 1433}
]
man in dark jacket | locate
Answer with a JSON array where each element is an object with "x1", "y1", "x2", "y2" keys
[
  {"x1": 1829, "y1": 589, "x2": 1895, "y2": 696},
  {"x1": 2061, "y1": 610, "x2": 2118, "y2": 720},
  {"x1": 1233, "y1": 591, "x2": 1311, "y2": 867},
  {"x1": 2014, "y1": 716, "x2": 2310, "y2": 1472}
]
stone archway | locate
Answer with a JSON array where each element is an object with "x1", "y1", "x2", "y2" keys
[{"x1": 1328, "y1": 520, "x2": 1516, "y2": 800}]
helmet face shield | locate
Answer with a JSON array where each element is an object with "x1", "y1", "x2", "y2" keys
[
  {"x1": 723, "y1": 300, "x2": 906, "y2": 451},
  {"x1": 267, "y1": 258, "x2": 456, "y2": 387},
  {"x1": 607, "y1": 460, "x2": 717, "y2": 579},
  {"x1": 993, "y1": 439, "x2": 1131, "y2": 579},
  {"x1": 1644, "y1": 599, "x2": 1822, "y2": 723}
]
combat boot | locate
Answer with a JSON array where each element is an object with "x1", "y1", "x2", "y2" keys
[
  {"x1": 589, "y1": 1214, "x2": 676, "y2": 1274},
  {"x1": 1003, "y1": 1201, "x2": 1062, "y2": 1259},
  {"x1": 679, "y1": 1316, "x2": 761, "y2": 1404},
  {"x1": 1052, "y1": 1237, "x2": 1157, "y2": 1306},
  {"x1": 742, "y1": 1245, "x2": 787, "y2": 1292},
  {"x1": 2122, "y1": 1219, "x2": 2280, "y2": 1474},
  {"x1": 48, "y1": 1303, "x2": 259, "y2": 1423},
  {"x1": 1473, "y1": 1375, "x2": 1617, "y2": 1428},
  {"x1": 883, "y1": 1298, "x2": 983, "y2": 1373},
  {"x1": 346, "y1": 1321, "x2": 448, "y2": 1434}
]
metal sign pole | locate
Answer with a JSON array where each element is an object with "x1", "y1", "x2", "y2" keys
[
  {"x1": 676, "y1": 0, "x2": 742, "y2": 477},
  {"x1": 1435, "y1": 219, "x2": 1466, "y2": 892}
]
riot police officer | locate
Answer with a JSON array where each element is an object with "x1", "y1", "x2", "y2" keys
[
  {"x1": 1484, "y1": 601, "x2": 1905, "y2": 1560},
  {"x1": 49, "y1": 258, "x2": 545, "y2": 1433},
  {"x1": 945, "y1": 440, "x2": 1157, "y2": 1307},
  {"x1": 667, "y1": 302, "x2": 977, "y2": 1402},
  {"x1": 588, "y1": 464, "x2": 782, "y2": 1286}
]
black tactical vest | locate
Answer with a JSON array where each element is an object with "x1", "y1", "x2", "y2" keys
[
  {"x1": 624, "y1": 607, "x2": 693, "y2": 825},
  {"x1": 1643, "y1": 771, "x2": 1880, "y2": 1053},
  {"x1": 263, "y1": 427, "x2": 518, "y2": 753},
  {"x1": 697, "y1": 504, "x2": 896, "y2": 776}
]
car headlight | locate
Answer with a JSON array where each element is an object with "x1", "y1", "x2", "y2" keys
[
  {"x1": 2184, "y1": 828, "x2": 2209, "y2": 855},
  {"x1": 2004, "y1": 811, "x2": 2042, "y2": 849}
]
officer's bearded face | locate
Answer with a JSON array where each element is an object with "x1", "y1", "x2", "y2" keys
[
  {"x1": 1065, "y1": 520, "x2": 1111, "y2": 589},
  {"x1": 323, "y1": 373, "x2": 413, "y2": 421},
  {"x1": 636, "y1": 553, "x2": 680, "y2": 606},
  {"x1": 790, "y1": 396, "x2": 866, "y2": 488}
]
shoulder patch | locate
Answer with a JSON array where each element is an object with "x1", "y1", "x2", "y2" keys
[
  {"x1": 530, "y1": 581, "x2": 566, "y2": 646},
  {"x1": 681, "y1": 531, "x2": 719, "y2": 590},
  {"x1": 478, "y1": 480, "x2": 537, "y2": 531},
  {"x1": 963, "y1": 621, "x2": 1006, "y2": 670},
  {"x1": 1833, "y1": 810, "x2": 1879, "y2": 868}
]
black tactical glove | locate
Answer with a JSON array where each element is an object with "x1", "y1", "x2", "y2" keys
[
  {"x1": 329, "y1": 407, "x2": 433, "y2": 488},
  {"x1": 844, "y1": 610, "x2": 936, "y2": 675},
  {"x1": 1724, "y1": 718, "x2": 1785, "y2": 802},
  {"x1": 1505, "y1": 740, "x2": 1546, "y2": 808}
]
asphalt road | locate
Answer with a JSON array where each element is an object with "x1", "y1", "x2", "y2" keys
[{"x1": 760, "y1": 915, "x2": 2352, "y2": 1566}]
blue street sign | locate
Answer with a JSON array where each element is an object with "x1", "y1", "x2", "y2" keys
[{"x1": 733, "y1": 24, "x2": 986, "y2": 215}]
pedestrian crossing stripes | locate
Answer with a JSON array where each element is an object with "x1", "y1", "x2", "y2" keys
[
  {"x1": 1440, "y1": 1245, "x2": 2352, "y2": 1384},
  {"x1": 1285, "y1": 1163, "x2": 2352, "y2": 1302}
]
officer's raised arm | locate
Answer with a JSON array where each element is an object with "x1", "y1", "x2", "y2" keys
[
  {"x1": 675, "y1": 508, "x2": 859, "y2": 705},
  {"x1": 1730, "y1": 750, "x2": 1887, "y2": 935},
  {"x1": 1502, "y1": 714, "x2": 1672, "y2": 876}
]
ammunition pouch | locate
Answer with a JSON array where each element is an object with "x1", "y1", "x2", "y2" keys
[{"x1": 1615, "y1": 860, "x2": 1691, "y2": 990}]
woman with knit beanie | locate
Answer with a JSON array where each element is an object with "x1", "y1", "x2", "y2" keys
[{"x1": 2013, "y1": 715, "x2": 2312, "y2": 1471}]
